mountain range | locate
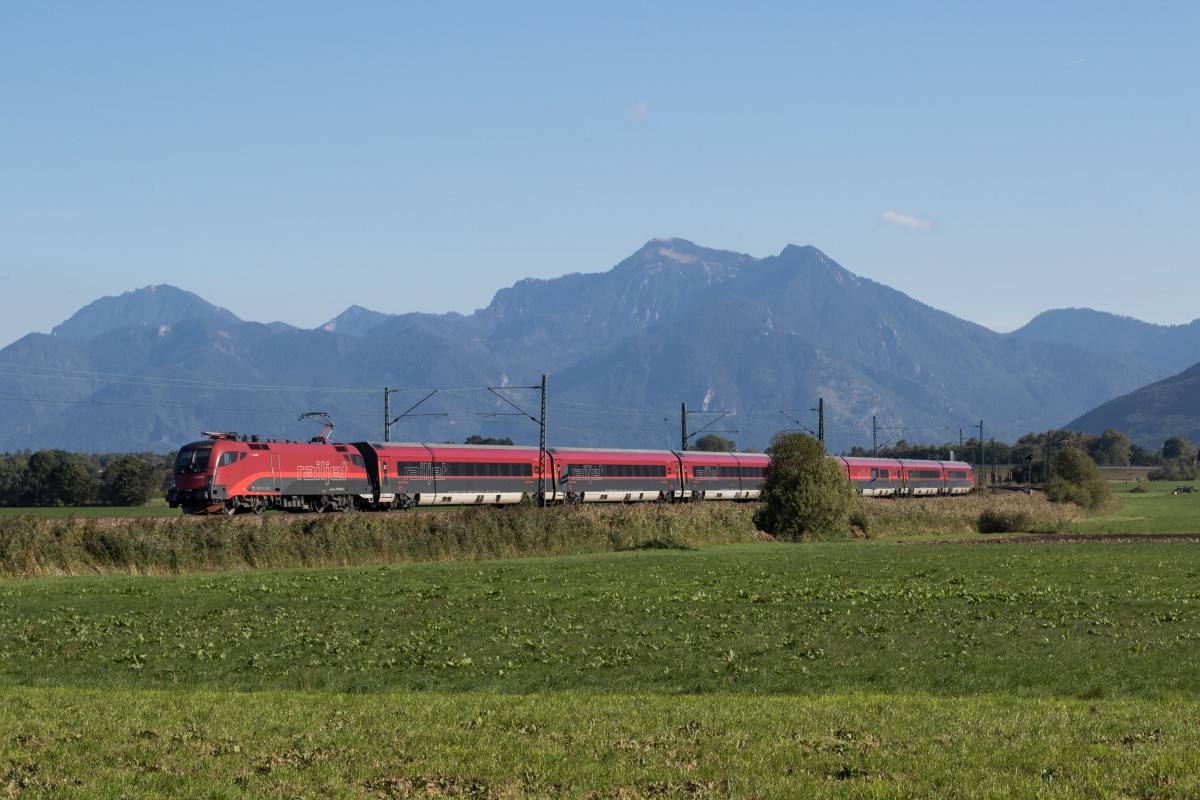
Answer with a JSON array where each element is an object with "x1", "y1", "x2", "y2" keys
[{"x1": 1, "y1": 238, "x2": 1195, "y2": 454}]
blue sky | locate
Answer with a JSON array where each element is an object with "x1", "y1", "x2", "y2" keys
[{"x1": 3, "y1": 2, "x2": 1197, "y2": 348}]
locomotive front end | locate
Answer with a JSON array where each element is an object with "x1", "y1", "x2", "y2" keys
[{"x1": 167, "y1": 434, "x2": 241, "y2": 514}]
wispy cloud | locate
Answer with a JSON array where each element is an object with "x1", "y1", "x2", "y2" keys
[
  {"x1": 629, "y1": 103, "x2": 650, "y2": 122},
  {"x1": 1065, "y1": 57, "x2": 1087, "y2": 67},
  {"x1": 881, "y1": 210, "x2": 935, "y2": 231}
]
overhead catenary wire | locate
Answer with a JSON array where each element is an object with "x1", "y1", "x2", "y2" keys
[{"x1": 1, "y1": 362, "x2": 891, "y2": 452}]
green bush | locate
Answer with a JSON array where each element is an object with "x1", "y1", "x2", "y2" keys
[
  {"x1": 1046, "y1": 446, "x2": 1113, "y2": 510},
  {"x1": 977, "y1": 507, "x2": 1033, "y2": 534},
  {"x1": 1148, "y1": 460, "x2": 1199, "y2": 481},
  {"x1": 753, "y1": 432, "x2": 858, "y2": 541}
]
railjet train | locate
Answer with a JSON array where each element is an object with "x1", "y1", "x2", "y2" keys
[{"x1": 167, "y1": 431, "x2": 974, "y2": 515}]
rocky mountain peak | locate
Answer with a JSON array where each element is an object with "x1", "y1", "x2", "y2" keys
[{"x1": 50, "y1": 285, "x2": 242, "y2": 342}]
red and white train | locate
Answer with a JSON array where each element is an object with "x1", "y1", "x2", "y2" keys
[{"x1": 167, "y1": 432, "x2": 974, "y2": 515}]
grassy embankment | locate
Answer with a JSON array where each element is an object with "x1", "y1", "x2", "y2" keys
[
  {"x1": 1, "y1": 488, "x2": 1198, "y2": 797},
  {"x1": 0, "y1": 487, "x2": 1112, "y2": 579}
]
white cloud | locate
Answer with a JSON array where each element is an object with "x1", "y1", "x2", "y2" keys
[{"x1": 881, "y1": 210, "x2": 935, "y2": 231}]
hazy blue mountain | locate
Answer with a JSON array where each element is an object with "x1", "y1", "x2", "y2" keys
[
  {"x1": 1007, "y1": 308, "x2": 1200, "y2": 372},
  {"x1": 0, "y1": 239, "x2": 1184, "y2": 453},
  {"x1": 4, "y1": 317, "x2": 509, "y2": 453},
  {"x1": 551, "y1": 246, "x2": 1168, "y2": 452},
  {"x1": 320, "y1": 305, "x2": 395, "y2": 337},
  {"x1": 1065, "y1": 360, "x2": 1200, "y2": 448},
  {"x1": 50, "y1": 285, "x2": 242, "y2": 342},
  {"x1": 1008, "y1": 308, "x2": 1165, "y2": 352},
  {"x1": 1129, "y1": 320, "x2": 1200, "y2": 373}
]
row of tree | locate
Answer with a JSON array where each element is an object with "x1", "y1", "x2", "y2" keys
[
  {"x1": 0, "y1": 450, "x2": 171, "y2": 508},
  {"x1": 846, "y1": 429, "x2": 1197, "y2": 480}
]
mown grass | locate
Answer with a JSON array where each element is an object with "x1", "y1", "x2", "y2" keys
[
  {"x1": 1068, "y1": 480, "x2": 1200, "y2": 534},
  {"x1": 4, "y1": 687, "x2": 1198, "y2": 798},
  {"x1": 0, "y1": 499, "x2": 175, "y2": 518}
]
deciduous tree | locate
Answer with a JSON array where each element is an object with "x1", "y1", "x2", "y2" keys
[
  {"x1": 1046, "y1": 446, "x2": 1112, "y2": 510},
  {"x1": 692, "y1": 434, "x2": 736, "y2": 452},
  {"x1": 754, "y1": 432, "x2": 857, "y2": 541},
  {"x1": 102, "y1": 455, "x2": 160, "y2": 506}
]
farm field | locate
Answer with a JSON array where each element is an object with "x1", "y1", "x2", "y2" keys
[
  {"x1": 0, "y1": 499, "x2": 175, "y2": 519},
  {"x1": 3, "y1": 534, "x2": 1200, "y2": 797},
  {"x1": 1067, "y1": 480, "x2": 1200, "y2": 535}
]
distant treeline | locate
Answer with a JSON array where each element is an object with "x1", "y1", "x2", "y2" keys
[
  {"x1": 847, "y1": 428, "x2": 1198, "y2": 482},
  {"x1": 0, "y1": 450, "x2": 172, "y2": 508}
]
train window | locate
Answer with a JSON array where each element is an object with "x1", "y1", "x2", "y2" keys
[
  {"x1": 175, "y1": 445, "x2": 212, "y2": 474},
  {"x1": 217, "y1": 452, "x2": 238, "y2": 467}
]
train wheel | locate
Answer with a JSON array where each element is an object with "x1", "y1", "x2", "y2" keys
[{"x1": 221, "y1": 502, "x2": 237, "y2": 515}]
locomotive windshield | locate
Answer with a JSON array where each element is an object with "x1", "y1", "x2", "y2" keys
[{"x1": 174, "y1": 443, "x2": 213, "y2": 474}]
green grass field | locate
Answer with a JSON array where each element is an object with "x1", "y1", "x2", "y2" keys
[
  {"x1": 1067, "y1": 480, "x2": 1200, "y2": 534},
  {"x1": 4, "y1": 535, "x2": 1200, "y2": 796},
  {"x1": 0, "y1": 498, "x2": 175, "y2": 518},
  {"x1": 2, "y1": 486, "x2": 1199, "y2": 796}
]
